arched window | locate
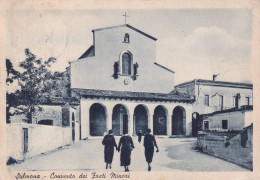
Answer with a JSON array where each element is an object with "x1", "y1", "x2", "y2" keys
[
  {"x1": 122, "y1": 52, "x2": 131, "y2": 75},
  {"x1": 124, "y1": 33, "x2": 129, "y2": 43}
]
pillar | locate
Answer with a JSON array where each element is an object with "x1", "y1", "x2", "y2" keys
[
  {"x1": 167, "y1": 114, "x2": 171, "y2": 136},
  {"x1": 133, "y1": 115, "x2": 136, "y2": 135},
  {"x1": 128, "y1": 113, "x2": 134, "y2": 136},
  {"x1": 147, "y1": 114, "x2": 153, "y2": 134},
  {"x1": 106, "y1": 113, "x2": 112, "y2": 132},
  {"x1": 80, "y1": 101, "x2": 90, "y2": 139}
]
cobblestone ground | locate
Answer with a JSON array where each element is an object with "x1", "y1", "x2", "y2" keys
[{"x1": 8, "y1": 137, "x2": 248, "y2": 172}]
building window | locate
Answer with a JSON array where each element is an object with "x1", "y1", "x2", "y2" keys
[
  {"x1": 233, "y1": 96, "x2": 236, "y2": 107},
  {"x1": 246, "y1": 97, "x2": 250, "y2": 105},
  {"x1": 234, "y1": 93, "x2": 241, "y2": 108},
  {"x1": 124, "y1": 33, "x2": 130, "y2": 43},
  {"x1": 204, "y1": 95, "x2": 209, "y2": 106},
  {"x1": 158, "y1": 117, "x2": 164, "y2": 123},
  {"x1": 122, "y1": 52, "x2": 132, "y2": 75},
  {"x1": 203, "y1": 120, "x2": 209, "y2": 130},
  {"x1": 222, "y1": 120, "x2": 228, "y2": 129},
  {"x1": 219, "y1": 95, "x2": 224, "y2": 110},
  {"x1": 72, "y1": 112, "x2": 75, "y2": 121}
]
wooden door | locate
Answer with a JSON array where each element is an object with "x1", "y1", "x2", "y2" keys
[{"x1": 23, "y1": 128, "x2": 28, "y2": 154}]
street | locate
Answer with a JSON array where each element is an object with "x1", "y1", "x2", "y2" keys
[{"x1": 8, "y1": 137, "x2": 247, "y2": 172}]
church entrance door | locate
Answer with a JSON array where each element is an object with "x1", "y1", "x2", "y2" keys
[
  {"x1": 134, "y1": 105, "x2": 148, "y2": 135},
  {"x1": 112, "y1": 104, "x2": 128, "y2": 136}
]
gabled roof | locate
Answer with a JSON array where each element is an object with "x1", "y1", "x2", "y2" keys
[
  {"x1": 154, "y1": 62, "x2": 175, "y2": 74},
  {"x1": 72, "y1": 88, "x2": 194, "y2": 103},
  {"x1": 92, "y1": 24, "x2": 157, "y2": 41},
  {"x1": 175, "y1": 79, "x2": 253, "y2": 89}
]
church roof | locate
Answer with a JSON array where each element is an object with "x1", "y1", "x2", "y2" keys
[
  {"x1": 92, "y1": 24, "x2": 157, "y2": 41},
  {"x1": 154, "y1": 63, "x2": 175, "y2": 74},
  {"x1": 78, "y1": 45, "x2": 95, "y2": 59},
  {"x1": 15, "y1": 97, "x2": 80, "y2": 106},
  {"x1": 72, "y1": 88, "x2": 194, "y2": 103}
]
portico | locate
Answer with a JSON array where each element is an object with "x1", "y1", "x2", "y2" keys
[{"x1": 74, "y1": 89, "x2": 193, "y2": 138}]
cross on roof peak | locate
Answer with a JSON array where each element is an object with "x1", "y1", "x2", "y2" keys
[{"x1": 123, "y1": 12, "x2": 129, "y2": 24}]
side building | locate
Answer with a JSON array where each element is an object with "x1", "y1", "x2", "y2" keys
[{"x1": 174, "y1": 79, "x2": 253, "y2": 135}]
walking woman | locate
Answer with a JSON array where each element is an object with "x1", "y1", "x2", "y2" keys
[
  {"x1": 117, "y1": 133, "x2": 135, "y2": 172},
  {"x1": 137, "y1": 130, "x2": 142, "y2": 143},
  {"x1": 102, "y1": 129, "x2": 117, "y2": 169},
  {"x1": 144, "y1": 129, "x2": 159, "y2": 171}
]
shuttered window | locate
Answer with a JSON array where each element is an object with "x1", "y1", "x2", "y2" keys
[
  {"x1": 204, "y1": 95, "x2": 209, "y2": 106},
  {"x1": 122, "y1": 52, "x2": 131, "y2": 75}
]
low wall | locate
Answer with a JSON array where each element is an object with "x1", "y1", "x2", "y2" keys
[
  {"x1": 6, "y1": 123, "x2": 73, "y2": 161},
  {"x1": 197, "y1": 124, "x2": 253, "y2": 170}
]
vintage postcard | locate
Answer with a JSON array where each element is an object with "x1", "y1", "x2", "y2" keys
[{"x1": 1, "y1": 0, "x2": 260, "y2": 179}]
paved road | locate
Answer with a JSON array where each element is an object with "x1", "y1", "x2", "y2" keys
[{"x1": 8, "y1": 137, "x2": 247, "y2": 172}]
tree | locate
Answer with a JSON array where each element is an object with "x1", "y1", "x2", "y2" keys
[
  {"x1": 6, "y1": 59, "x2": 19, "y2": 123},
  {"x1": 6, "y1": 49, "x2": 57, "y2": 123}
]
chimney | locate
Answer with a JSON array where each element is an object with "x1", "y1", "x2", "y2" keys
[
  {"x1": 213, "y1": 74, "x2": 219, "y2": 81},
  {"x1": 235, "y1": 93, "x2": 241, "y2": 109},
  {"x1": 213, "y1": 74, "x2": 216, "y2": 81}
]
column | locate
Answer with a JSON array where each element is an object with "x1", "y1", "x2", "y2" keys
[
  {"x1": 133, "y1": 115, "x2": 136, "y2": 135},
  {"x1": 167, "y1": 114, "x2": 171, "y2": 136},
  {"x1": 80, "y1": 101, "x2": 90, "y2": 139},
  {"x1": 128, "y1": 114, "x2": 134, "y2": 136},
  {"x1": 106, "y1": 113, "x2": 112, "y2": 132},
  {"x1": 147, "y1": 114, "x2": 153, "y2": 134}
]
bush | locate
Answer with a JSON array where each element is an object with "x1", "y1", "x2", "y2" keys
[{"x1": 6, "y1": 157, "x2": 18, "y2": 165}]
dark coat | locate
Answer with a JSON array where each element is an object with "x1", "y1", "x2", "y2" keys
[
  {"x1": 144, "y1": 134, "x2": 158, "y2": 163},
  {"x1": 118, "y1": 135, "x2": 134, "y2": 166},
  {"x1": 102, "y1": 134, "x2": 117, "y2": 163}
]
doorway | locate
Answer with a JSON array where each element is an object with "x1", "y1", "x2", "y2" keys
[{"x1": 23, "y1": 128, "x2": 28, "y2": 156}]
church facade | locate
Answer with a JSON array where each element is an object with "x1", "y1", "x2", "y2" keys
[{"x1": 70, "y1": 24, "x2": 194, "y2": 138}]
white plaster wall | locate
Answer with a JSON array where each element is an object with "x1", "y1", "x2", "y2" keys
[
  {"x1": 6, "y1": 123, "x2": 72, "y2": 160},
  {"x1": 75, "y1": 121, "x2": 80, "y2": 142},
  {"x1": 70, "y1": 26, "x2": 174, "y2": 93},
  {"x1": 194, "y1": 85, "x2": 253, "y2": 114},
  {"x1": 203, "y1": 111, "x2": 247, "y2": 130},
  {"x1": 244, "y1": 111, "x2": 253, "y2": 127},
  {"x1": 80, "y1": 97, "x2": 193, "y2": 138}
]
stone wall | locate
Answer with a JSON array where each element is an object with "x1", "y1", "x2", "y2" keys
[{"x1": 197, "y1": 124, "x2": 253, "y2": 170}]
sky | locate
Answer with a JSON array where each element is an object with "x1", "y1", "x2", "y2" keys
[{"x1": 6, "y1": 9, "x2": 253, "y2": 85}]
